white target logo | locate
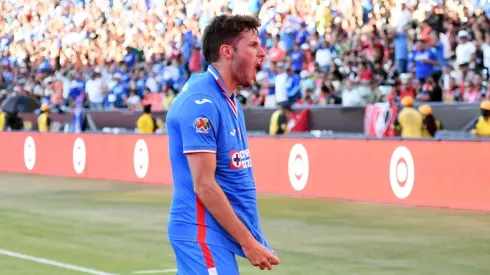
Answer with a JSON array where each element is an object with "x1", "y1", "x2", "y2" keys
[
  {"x1": 134, "y1": 139, "x2": 149, "y2": 179},
  {"x1": 23, "y1": 136, "x2": 36, "y2": 171},
  {"x1": 73, "y1": 137, "x2": 86, "y2": 174},
  {"x1": 288, "y1": 143, "x2": 309, "y2": 191},
  {"x1": 389, "y1": 146, "x2": 415, "y2": 199}
]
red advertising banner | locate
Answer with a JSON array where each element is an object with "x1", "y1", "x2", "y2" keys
[
  {"x1": 364, "y1": 103, "x2": 399, "y2": 138},
  {"x1": 0, "y1": 132, "x2": 489, "y2": 211},
  {"x1": 288, "y1": 109, "x2": 310, "y2": 132}
]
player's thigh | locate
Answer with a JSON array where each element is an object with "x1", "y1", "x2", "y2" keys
[{"x1": 170, "y1": 240, "x2": 239, "y2": 275}]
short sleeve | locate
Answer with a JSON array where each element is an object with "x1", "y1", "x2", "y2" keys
[{"x1": 179, "y1": 95, "x2": 220, "y2": 154}]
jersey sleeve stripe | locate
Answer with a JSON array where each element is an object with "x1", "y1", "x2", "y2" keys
[{"x1": 183, "y1": 150, "x2": 217, "y2": 154}]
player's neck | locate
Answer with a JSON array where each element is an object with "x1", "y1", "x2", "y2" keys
[{"x1": 212, "y1": 63, "x2": 237, "y2": 96}]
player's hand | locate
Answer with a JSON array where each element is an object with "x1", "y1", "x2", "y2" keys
[{"x1": 243, "y1": 240, "x2": 280, "y2": 270}]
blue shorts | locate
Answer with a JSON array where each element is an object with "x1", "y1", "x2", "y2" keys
[{"x1": 170, "y1": 240, "x2": 239, "y2": 275}]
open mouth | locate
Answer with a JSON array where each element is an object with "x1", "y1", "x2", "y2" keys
[
  {"x1": 253, "y1": 59, "x2": 263, "y2": 81},
  {"x1": 256, "y1": 58, "x2": 263, "y2": 71}
]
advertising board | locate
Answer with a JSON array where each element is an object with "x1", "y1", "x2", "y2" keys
[{"x1": 1, "y1": 132, "x2": 488, "y2": 211}]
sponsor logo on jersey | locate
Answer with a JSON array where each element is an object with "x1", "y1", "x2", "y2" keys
[
  {"x1": 194, "y1": 117, "x2": 211, "y2": 133},
  {"x1": 230, "y1": 149, "x2": 252, "y2": 169},
  {"x1": 195, "y1": 98, "x2": 212, "y2": 104}
]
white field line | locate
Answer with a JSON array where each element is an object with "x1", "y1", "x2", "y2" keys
[
  {"x1": 132, "y1": 270, "x2": 177, "y2": 274},
  {"x1": 0, "y1": 248, "x2": 118, "y2": 275}
]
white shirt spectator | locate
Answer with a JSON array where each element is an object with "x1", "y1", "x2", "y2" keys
[
  {"x1": 59, "y1": 74, "x2": 71, "y2": 100},
  {"x1": 341, "y1": 86, "x2": 364, "y2": 107},
  {"x1": 163, "y1": 65, "x2": 180, "y2": 83},
  {"x1": 391, "y1": 4, "x2": 412, "y2": 31},
  {"x1": 86, "y1": 77, "x2": 105, "y2": 104},
  {"x1": 146, "y1": 74, "x2": 160, "y2": 93},
  {"x1": 315, "y1": 48, "x2": 333, "y2": 67},
  {"x1": 440, "y1": 33, "x2": 452, "y2": 59},
  {"x1": 107, "y1": 77, "x2": 117, "y2": 91},
  {"x1": 455, "y1": 41, "x2": 476, "y2": 66},
  {"x1": 482, "y1": 42, "x2": 490, "y2": 69},
  {"x1": 274, "y1": 72, "x2": 288, "y2": 104},
  {"x1": 127, "y1": 93, "x2": 141, "y2": 106}
]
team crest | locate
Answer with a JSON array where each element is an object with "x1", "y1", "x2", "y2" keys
[{"x1": 194, "y1": 117, "x2": 211, "y2": 133}]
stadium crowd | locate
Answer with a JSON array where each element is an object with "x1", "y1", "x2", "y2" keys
[{"x1": 1, "y1": 0, "x2": 490, "y2": 111}]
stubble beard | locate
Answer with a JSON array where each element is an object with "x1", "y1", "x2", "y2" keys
[{"x1": 231, "y1": 54, "x2": 253, "y2": 88}]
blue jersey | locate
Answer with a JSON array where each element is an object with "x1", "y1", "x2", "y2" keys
[
  {"x1": 166, "y1": 65, "x2": 272, "y2": 258},
  {"x1": 410, "y1": 48, "x2": 437, "y2": 80}
]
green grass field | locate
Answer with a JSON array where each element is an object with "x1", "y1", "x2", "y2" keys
[{"x1": 1, "y1": 173, "x2": 490, "y2": 275}]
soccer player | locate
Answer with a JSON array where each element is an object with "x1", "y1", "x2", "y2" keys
[{"x1": 166, "y1": 14, "x2": 280, "y2": 274}]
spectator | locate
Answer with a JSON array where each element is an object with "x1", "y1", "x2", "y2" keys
[
  {"x1": 389, "y1": 73, "x2": 416, "y2": 104},
  {"x1": 291, "y1": 44, "x2": 306, "y2": 74},
  {"x1": 410, "y1": 38, "x2": 439, "y2": 83},
  {"x1": 456, "y1": 30, "x2": 476, "y2": 67},
  {"x1": 443, "y1": 75, "x2": 464, "y2": 102},
  {"x1": 85, "y1": 70, "x2": 106, "y2": 110},
  {"x1": 269, "y1": 103, "x2": 293, "y2": 136},
  {"x1": 393, "y1": 27, "x2": 410, "y2": 74},
  {"x1": 37, "y1": 104, "x2": 51, "y2": 133},
  {"x1": 285, "y1": 65, "x2": 301, "y2": 105},
  {"x1": 341, "y1": 78, "x2": 363, "y2": 106},
  {"x1": 315, "y1": 40, "x2": 335, "y2": 73},
  {"x1": 481, "y1": 33, "x2": 490, "y2": 77},
  {"x1": 390, "y1": 0, "x2": 412, "y2": 31},
  {"x1": 419, "y1": 104, "x2": 443, "y2": 138},
  {"x1": 146, "y1": 72, "x2": 160, "y2": 94},
  {"x1": 393, "y1": 96, "x2": 423, "y2": 138},
  {"x1": 471, "y1": 100, "x2": 490, "y2": 137},
  {"x1": 127, "y1": 90, "x2": 142, "y2": 111},
  {"x1": 108, "y1": 73, "x2": 129, "y2": 109},
  {"x1": 464, "y1": 75, "x2": 485, "y2": 103},
  {"x1": 274, "y1": 62, "x2": 288, "y2": 106},
  {"x1": 418, "y1": 75, "x2": 442, "y2": 102}
]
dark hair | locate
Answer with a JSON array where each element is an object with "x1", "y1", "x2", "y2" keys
[
  {"x1": 424, "y1": 114, "x2": 437, "y2": 137},
  {"x1": 482, "y1": 109, "x2": 490, "y2": 117},
  {"x1": 202, "y1": 14, "x2": 261, "y2": 63}
]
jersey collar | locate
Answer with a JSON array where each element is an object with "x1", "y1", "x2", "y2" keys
[
  {"x1": 207, "y1": 64, "x2": 235, "y2": 99},
  {"x1": 207, "y1": 64, "x2": 238, "y2": 119}
]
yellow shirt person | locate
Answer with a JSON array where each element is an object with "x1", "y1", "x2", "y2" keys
[
  {"x1": 393, "y1": 96, "x2": 423, "y2": 138},
  {"x1": 0, "y1": 111, "x2": 6, "y2": 131},
  {"x1": 137, "y1": 104, "x2": 158, "y2": 134},
  {"x1": 471, "y1": 101, "x2": 490, "y2": 137},
  {"x1": 37, "y1": 105, "x2": 51, "y2": 133},
  {"x1": 418, "y1": 104, "x2": 443, "y2": 138},
  {"x1": 269, "y1": 105, "x2": 293, "y2": 136}
]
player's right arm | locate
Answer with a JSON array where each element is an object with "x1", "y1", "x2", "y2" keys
[{"x1": 180, "y1": 95, "x2": 280, "y2": 270}]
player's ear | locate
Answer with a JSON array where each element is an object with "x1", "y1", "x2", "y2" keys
[{"x1": 220, "y1": 44, "x2": 234, "y2": 60}]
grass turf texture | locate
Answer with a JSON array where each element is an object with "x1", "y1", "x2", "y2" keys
[{"x1": 0, "y1": 173, "x2": 489, "y2": 275}]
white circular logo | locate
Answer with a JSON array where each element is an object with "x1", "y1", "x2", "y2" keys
[
  {"x1": 134, "y1": 139, "x2": 149, "y2": 179},
  {"x1": 389, "y1": 146, "x2": 415, "y2": 199},
  {"x1": 24, "y1": 136, "x2": 36, "y2": 171},
  {"x1": 73, "y1": 137, "x2": 86, "y2": 174},
  {"x1": 288, "y1": 143, "x2": 309, "y2": 191}
]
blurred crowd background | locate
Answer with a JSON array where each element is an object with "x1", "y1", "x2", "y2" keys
[{"x1": 1, "y1": 0, "x2": 490, "y2": 112}]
